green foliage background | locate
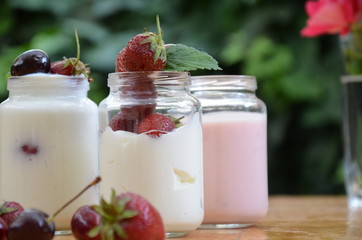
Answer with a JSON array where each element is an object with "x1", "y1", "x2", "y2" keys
[{"x1": 0, "y1": 0, "x2": 345, "y2": 194}]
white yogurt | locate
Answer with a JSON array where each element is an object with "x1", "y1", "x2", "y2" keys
[
  {"x1": 0, "y1": 74, "x2": 99, "y2": 230},
  {"x1": 99, "y1": 113, "x2": 204, "y2": 233}
]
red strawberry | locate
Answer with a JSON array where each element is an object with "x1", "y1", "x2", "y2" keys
[
  {"x1": 137, "y1": 113, "x2": 175, "y2": 137},
  {"x1": 116, "y1": 16, "x2": 166, "y2": 72},
  {"x1": 0, "y1": 201, "x2": 24, "y2": 226},
  {"x1": 50, "y1": 58, "x2": 91, "y2": 79},
  {"x1": 50, "y1": 30, "x2": 92, "y2": 81},
  {"x1": 90, "y1": 191, "x2": 165, "y2": 240},
  {"x1": 50, "y1": 59, "x2": 73, "y2": 75},
  {"x1": 109, "y1": 112, "x2": 140, "y2": 133}
]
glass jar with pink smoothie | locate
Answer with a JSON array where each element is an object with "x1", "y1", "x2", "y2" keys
[{"x1": 191, "y1": 75, "x2": 268, "y2": 229}]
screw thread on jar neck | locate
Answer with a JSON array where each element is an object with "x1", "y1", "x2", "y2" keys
[
  {"x1": 107, "y1": 71, "x2": 191, "y2": 93},
  {"x1": 7, "y1": 74, "x2": 89, "y2": 97},
  {"x1": 190, "y1": 75, "x2": 257, "y2": 92}
]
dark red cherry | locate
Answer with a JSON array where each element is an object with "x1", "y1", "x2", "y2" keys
[
  {"x1": 11, "y1": 49, "x2": 50, "y2": 76},
  {"x1": 0, "y1": 218, "x2": 8, "y2": 240},
  {"x1": 71, "y1": 205, "x2": 101, "y2": 240},
  {"x1": 7, "y1": 209, "x2": 55, "y2": 240}
]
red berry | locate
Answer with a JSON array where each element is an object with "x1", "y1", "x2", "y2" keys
[
  {"x1": 116, "y1": 192, "x2": 165, "y2": 240},
  {"x1": 116, "y1": 17, "x2": 166, "y2": 72},
  {"x1": 137, "y1": 113, "x2": 175, "y2": 137},
  {"x1": 50, "y1": 60, "x2": 73, "y2": 75},
  {"x1": 116, "y1": 34, "x2": 166, "y2": 72},
  {"x1": 11, "y1": 49, "x2": 50, "y2": 76},
  {"x1": 90, "y1": 191, "x2": 165, "y2": 240},
  {"x1": 0, "y1": 218, "x2": 7, "y2": 240},
  {"x1": 7, "y1": 209, "x2": 55, "y2": 240},
  {"x1": 21, "y1": 144, "x2": 39, "y2": 155},
  {"x1": 109, "y1": 112, "x2": 140, "y2": 133},
  {"x1": 71, "y1": 206, "x2": 101, "y2": 240},
  {"x1": 0, "y1": 201, "x2": 24, "y2": 226}
]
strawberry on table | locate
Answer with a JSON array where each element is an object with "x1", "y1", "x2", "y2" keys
[{"x1": 86, "y1": 191, "x2": 165, "y2": 240}]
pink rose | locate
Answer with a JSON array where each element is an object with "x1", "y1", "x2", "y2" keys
[{"x1": 301, "y1": 0, "x2": 362, "y2": 37}]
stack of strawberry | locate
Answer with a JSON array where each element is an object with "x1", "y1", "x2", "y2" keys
[{"x1": 109, "y1": 16, "x2": 220, "y2": 137}]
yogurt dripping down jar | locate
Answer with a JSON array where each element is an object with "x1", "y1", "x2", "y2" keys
[
  {"x1": 98, "y1": 71, "x2": 204, "y2": 237},
  {"x1": 191, "y1": 75, "x2": 268, "y2": 229},
  {"x1": 0, "y1": 74, "x2": 99, "y2": 233}
]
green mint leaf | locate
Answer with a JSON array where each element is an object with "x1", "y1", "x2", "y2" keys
[{"x1": 164, "y1": 44, "x2": 222, "y2": 71}]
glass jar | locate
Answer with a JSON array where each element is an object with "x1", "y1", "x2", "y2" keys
[
  {"x1": 191, "y1": 75, "x2": 268, "y2": 228},
  {"x1": 0, "y1": 74, "x2": 99, "y2": 233},
  {"x1": 99, "y1": 71, "x2": 204, "y2": 237}
]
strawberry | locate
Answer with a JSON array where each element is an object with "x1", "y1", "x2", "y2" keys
[
  {"x1": 89, "y1": 191, "x2": 165, "y2": 240},
  {"x1": 137, "y1": 113, "x2": 175, "y2": 137},
  {"x1": 50, "y1": 58, "x2": 90, "y2": 78},
  {"x1": 108, "y1": 112, "x2": 140, "y2": 133},
  {"x1": 116, "y1": 16, "x2": 166, "y2": 72},
  {"x1": 0, "y1": 201, "x2": 24, "y2": 226},
  {"x1": 50, "y1": 30, "x2": 92, "y2": 81}
]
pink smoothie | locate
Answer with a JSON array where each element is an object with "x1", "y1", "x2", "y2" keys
[{"x1": 202, "y1": 111, "x2": 268, "y2": 224}]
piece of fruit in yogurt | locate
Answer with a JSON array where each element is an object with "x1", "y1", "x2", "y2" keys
[
  {"x1": 72, "y1": 190, "x2": 165, "y2": 240},
  {"x1": 21, "y1": 144, "x2": 39, "y2": 155}
]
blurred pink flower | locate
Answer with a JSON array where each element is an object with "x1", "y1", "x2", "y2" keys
[{"x1": 301, "y1": 0, "x2": 362, "y2": 37}]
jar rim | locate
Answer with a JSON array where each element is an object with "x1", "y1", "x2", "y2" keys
[
  {"x1": 190, "y1": 75, "x2": 257, "y2": 90},
  {"x1": 341, "y1": 75, "x2": 362, "y2": 84},
  {"x1": 7, "y1": 73, "x2": 89, "y2": 90},
  {"x1": 107, "y1": 71, "x2": 190, "y2": 87}
]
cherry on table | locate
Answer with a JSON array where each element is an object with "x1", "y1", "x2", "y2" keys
[
  {"x1": 71, "y1": 205, "x2": 101, "y2": 240},
  {"x1": 0, "y1": 218, "x2": 8, "y2": 240},
  {"x1": 7, "y1": 209, "x2": 55, "y2": 240}
]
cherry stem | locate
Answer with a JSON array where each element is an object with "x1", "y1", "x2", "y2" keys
[{"x1": 48, "y1": 176, "x2": 101, "y2": 223}]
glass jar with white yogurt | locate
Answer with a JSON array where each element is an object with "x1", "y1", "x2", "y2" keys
[
  {"x1": 0, "y1": 74, "x2": 99, "y2": 233},
  {"x1": 98, "y1": 71, "x2": 204, "y2": 237},
  {"x1": 191, "y1": 75, "x2": 268, "y2": 229}
]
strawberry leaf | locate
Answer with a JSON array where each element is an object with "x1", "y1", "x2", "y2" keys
[
  {"x1": 0, "y1": 206, "x2": 16, "y2": 215},
  {"x1": 88, "y1": 225, "x2": 102, "y2": 238},
  {"x1": 164, "y1": 44, "x2": 222, "y2": 71},
  {"x1": 113, "y1": 223, "x2": 128, "y2": 239}
]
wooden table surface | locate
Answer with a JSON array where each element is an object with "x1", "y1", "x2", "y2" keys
[{"x1": 55, "y1": 195, "x2": 362, "y2": 240}]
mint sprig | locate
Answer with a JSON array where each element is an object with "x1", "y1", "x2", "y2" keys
[{"x1": 164, "y1": 44, "x2": 222, "y2": 71}]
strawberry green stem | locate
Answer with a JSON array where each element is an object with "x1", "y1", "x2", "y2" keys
[
  {"x1": 156, "y1": 15, "x2": 163, "y2": 44},
  {"x1": 74, "y1": 28, "x2": 80, "y2": 66}
]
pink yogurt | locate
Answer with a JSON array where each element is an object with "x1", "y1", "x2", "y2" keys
[{"x1": 202, "y1": 111, "x2": 268, "y2": 226}]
